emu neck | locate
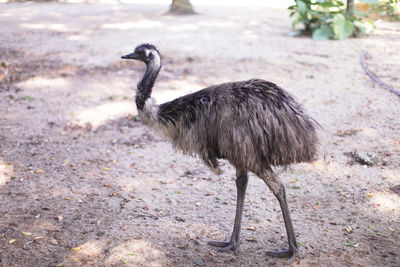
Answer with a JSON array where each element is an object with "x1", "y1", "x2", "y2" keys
[{"x1": 136, "y1": 59, "x2": 161, "y2": 111}]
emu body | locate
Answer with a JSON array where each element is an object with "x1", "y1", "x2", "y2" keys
[{"x1": 122, "y1": 44, "x2": 319, "y2": 264}]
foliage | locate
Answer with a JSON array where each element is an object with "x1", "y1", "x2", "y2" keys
[
  {"x1": 361, "y1": 0, "x2": 400, "y2": 21},
  {"x1": 289, "y1": 0, "x2": 376, "y2": 40}
]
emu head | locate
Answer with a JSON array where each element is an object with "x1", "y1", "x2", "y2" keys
[{"x1": 121, "y1": 43, "x2": 160, "y2": 65}]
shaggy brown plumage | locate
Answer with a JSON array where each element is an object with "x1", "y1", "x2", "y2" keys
[
  {"x1": 157, "y1": 79, "x2": 318, "y2": 176},
  {"x1": 122, "y1": 43, "x2": 319, "y2": 264}
]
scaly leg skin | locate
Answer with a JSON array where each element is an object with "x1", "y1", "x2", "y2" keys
[
  {"x1": 208, "y1": 170, "x2": 248, "y2": 254},
  {"x1": 262, "y1": 170, "x2": 299, "y2": 265}
]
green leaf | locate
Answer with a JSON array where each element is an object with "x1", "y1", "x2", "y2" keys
[
  {"x1": 292, "y1": 17, "x2": 301, "y2": 28},
  {"x1": 120, "y1": 257, "x2": 129, "y2": 264},
  {"x1": 333, "y1": 14, "x2": 354, "y2": 40},
  {"x1": 345, "y1": 242, "x2": 359, "y2": 247},
  {"x1": 353, "y1": 20, "x2": 375, "y2": 33},
  {"x1": 96, "y1": 231, "x2": 105, "y2": 237},
  {"x1": 19, "y1": 96, "x2": 34, "y2": 101},
  {"x1": 359, "y1": 0, "x2": 380, "y2": 4},
  {"x1": 296, "y1": 0, "x2": 308, "y2": 15},
  {"x1": 312, "y1": 24, "x2": 335, "y2": 40}
]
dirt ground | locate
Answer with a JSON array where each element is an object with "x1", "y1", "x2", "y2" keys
[{"x1": 0, "y1": 2, "x2": 400, "y2": 267}]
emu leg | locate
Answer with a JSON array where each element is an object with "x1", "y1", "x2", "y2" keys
[
  {"x1": 262, "y1": 171, "x2": 298, "y2": 264},
  {"x1": 208, "y1": 170, "x2": 248, "y2": 253}
]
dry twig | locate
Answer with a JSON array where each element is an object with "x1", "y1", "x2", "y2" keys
[{"x1": 360, "y1": 51, "x2": 400, "y2": 98}]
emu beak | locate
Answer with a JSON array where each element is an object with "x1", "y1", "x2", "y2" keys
[{"x1": 121, "y1": 52, "x2": 138, "y2": 60}]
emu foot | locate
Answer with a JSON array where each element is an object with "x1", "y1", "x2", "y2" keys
[
  {"x1": 208, "y1": 240, "x2": 239, "y2": 254},
  {"x1": 267, "y1": 247, "x2": 298, "y2": 265}
]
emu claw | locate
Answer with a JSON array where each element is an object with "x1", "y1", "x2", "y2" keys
[
  {"x1": 208, "y1": 240, "x2": 239, "y2": 254},
  {"x1": 267, "y1": 247, "x2": 298, "y2": 265}
]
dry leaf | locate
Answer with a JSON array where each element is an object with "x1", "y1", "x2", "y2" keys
[
  {"x1": 35, "y1": 169, "x2": 43, "y2": 173},
  {"x1": 71, "y1": 246, "x2": 82, "y2": 251},
  {"x1": 22, "y1": 232, "x2": 32, "y2": 236},
  {"x1": 345, "y1": 226, "x2": 353, "y2": 233},
  {"x1": 177, "y1": 243, "x2": 188, "y2": 249},
  {"x1": 9, "y1": 239, "x2": 16, "y2": 244},
  {"x1": 103, "y1": 167, "x2": 111, "y2": 171}
]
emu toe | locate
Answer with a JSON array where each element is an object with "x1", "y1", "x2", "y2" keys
[
  {"x1": 208, "y1": 240, "x2": 239, "y2": 254},
  {"x1": 267, "y1": 247, "x2": 298, "y2": 265}
]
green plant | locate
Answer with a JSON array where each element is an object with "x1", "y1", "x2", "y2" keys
[
  {"x1": 289, "y1": 0, "x2": 375, "y2": 40},
  {"x1": 361, "y1": 0, "x2": 400, "y2": 21}
]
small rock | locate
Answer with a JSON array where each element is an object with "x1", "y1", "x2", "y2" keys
[
  {"x1": 355, "y1": 152, "x2": 377, "y2": 166},
  {"x1": 389, "y1": 185, "x2": 400, "y2": 196},
  {"x1": 174, "y1": 216, "x2": 185, "y2": 222}
]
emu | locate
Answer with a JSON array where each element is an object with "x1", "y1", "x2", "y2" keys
[{"x1": 121, "y1": 44, "x2": 319, "y2": 264}]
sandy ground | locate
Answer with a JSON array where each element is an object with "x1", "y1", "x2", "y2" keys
[{"x1": 0, "y1": 2, "x2": 400, "y2": 267}]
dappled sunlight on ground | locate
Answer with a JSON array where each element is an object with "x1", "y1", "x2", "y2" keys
[
  {"x1": 38, "y1": 219, "x2": 63, "y2": 232},
  {"x1": 105, "y1": 239, "x2": 167, "y2": 266},
  {"x1": 155, "y1": 78, "x2": 202, "y2": 103},
  {"x1": 74, "y1": 101, "x2": 137, "y2": 128},
  {"x1": 0, "y1": 159, "x2": 13, "y2": 186},
  {"x1": 67, "y1": 240, "x2": 106, "y2": 263},
  {"x1": 102, "y1": 20, "x2": 164, "y2": 30},
  {"x1": 17, "y1": 77, "x2": 70, "y2": 91},
  {"x1": 19, "y1": 23, "x2": 78, "y2": 32},
  {"x1": 369, "y1": 191, "x2": 400, "y2": 213}
]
